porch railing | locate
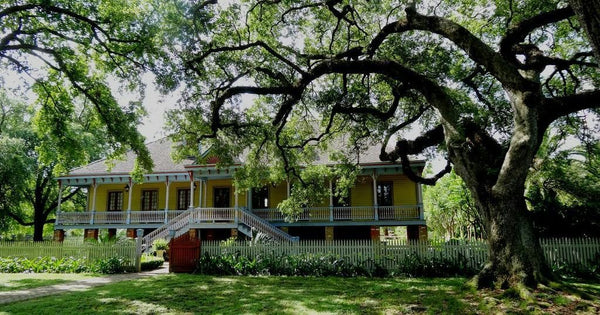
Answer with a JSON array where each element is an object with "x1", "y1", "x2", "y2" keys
[
  {"x1": 56, "y1": 205, "x2": 422, "y2": 226},
  {"x1": 252, "y1": 205, "x2": 421, "y2": 222}
]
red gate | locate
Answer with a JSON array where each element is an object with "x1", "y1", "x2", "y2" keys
[{"x1": 169, "y1": 233, "x2": 201, "y2": 273}]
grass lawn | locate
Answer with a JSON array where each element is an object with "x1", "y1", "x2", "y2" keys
[
  {"x1": 0, "y1": 274, "x2": 599, "y2": 314},
  {"x1": 0, "y1": 273, "x2": 94, "y2": 292}
]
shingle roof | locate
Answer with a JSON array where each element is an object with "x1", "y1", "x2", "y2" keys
[
  {"x1": 67, "y1": 138, "x2": 194, "y2": 176},
  {"x1": 67, "y1": 137, "x2": 422, "y2": 177}
]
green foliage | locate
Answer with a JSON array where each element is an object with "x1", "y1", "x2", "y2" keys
[
  {"x1": 195, "y1": 252, "x2": 479, "y2": 278},
  {"x1": 93, "y1": 257, "x2": 131, "y2": 274},
  {"x1": 423, "y1": 170, "x2": 485, "y2": 240},
  {"x1": 0, "y1": 257, "x2": 90, "y2": 273},
  {"x1": 0, "y1": 0, "x2": 167, "y2": 172},
  {"x1": 140, "y1": 254, "x2": 164, "y2": 271},
  {"x1": 152, "y1": 238, "x2": 169, "y2": 251},
  {"x1": 526, "y1": 131, "x2": 600, "y2": 238}
]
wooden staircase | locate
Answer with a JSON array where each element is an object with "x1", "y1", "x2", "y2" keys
[{"x1": 142, "y1": 207, "x2": 298, "y2": 252}]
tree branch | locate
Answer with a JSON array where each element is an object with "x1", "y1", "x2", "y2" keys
[
  {"x1": 368, "y1": 7, "x2": 532, "y2": 91},
  {"x1": 380, "y1": 125, "x2": 450, "y2": 185},
  {"x1": 541, "y1": 90, "x2": 600, "y2": 126},
  {"x1": 500, "y1": 7, "x2": 575, "y2": 60}
]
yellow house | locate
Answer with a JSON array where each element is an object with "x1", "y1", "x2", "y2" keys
[{"x1": 55, "y1": 138, "x2": 427, "y2": 243}]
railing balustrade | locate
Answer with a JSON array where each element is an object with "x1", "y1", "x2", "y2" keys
[{"x1": 55, "y1": 205, "x2": 422, "y2": 226}]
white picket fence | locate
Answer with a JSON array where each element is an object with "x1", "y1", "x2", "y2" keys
[
  {"x1": 0, "y1": 241, "x2": 137, "y2": 267},
  {"x1": 201, "y1": 238, "x2": 600, "y2": 270}
]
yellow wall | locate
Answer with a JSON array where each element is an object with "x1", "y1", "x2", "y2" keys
[
  {"x1": 351, "y1": 176, "x2": 374, "y2": 206},
  {"x1": 87, "y1": 173, "x2": 418, "y2": 211},
  {"x1": 270, "y1": 183, "x2": 287, "y2": 207},
  {"x1": 90, "y1": 181, "x2": 202, "y2": 211},
  {"x1": 202, "y1": 179, "x2": 247, "y2": 208},
  {"x1": 378, "y1": 174, "x2": 418, "y2": 205}
]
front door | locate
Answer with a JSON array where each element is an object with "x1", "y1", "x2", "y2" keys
[{"x1": 213, "y1": 187, "x2": 230, "y2": 208}]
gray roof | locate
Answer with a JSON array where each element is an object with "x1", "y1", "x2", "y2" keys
[
  {"x1": 66, "y1": 137, "x2": 422, "y2": 177},
  {"x1": 67, "y1": 138, "x2": 194, "y2": 176}
]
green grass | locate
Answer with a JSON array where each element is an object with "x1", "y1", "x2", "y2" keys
[
  {"x1": 0, "y1": 274, "x2": 599, "y2": 314},
  {"x1": 0, "y1": 274, "x2": 94, "y2": 292}
]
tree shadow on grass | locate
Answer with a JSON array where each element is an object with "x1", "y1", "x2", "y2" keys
[
  {"x1": 0, "y1": 275, "x2": 473, "y2": 314},
  {"x1": 0, "y1": 279, "x2": 71, "y2": 292}
]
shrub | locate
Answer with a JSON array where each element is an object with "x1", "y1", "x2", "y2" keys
[
  {"x1": 93, "y1": 257, "x2": 129, "y2": 274},
  {"x1": 141, "y1": 254, "x2": 164, "y2": 271},
  {"x1": 0, "y1": 257, "x2": 90, "y2": 273},
  {"x1": 152, "y1": 238, "x2": 169, "y2": 251},
  {"x1": 195, "y1": 251, "x2": 485, "y2": 278}
]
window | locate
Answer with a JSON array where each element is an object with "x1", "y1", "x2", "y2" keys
[
  {"x1": 177, "y1": 189, "x2": 191, "y2": 210},
  {"x1": 107, "y1": 192, "x2": 123, "y2": 211},
  {"x1": 376, "y1": 182, "x2": 393, "y2": 206},
  {"x1": 213, "y1": 187, "x2": 230, "y2": 208},
  {"x1": 332, "y1": 182, "x2": 351, "y2": 207},
  {"x1": 141, "y1": 190, "x2": 158, "y2": 211},
  {"x1": 252, "y1": 186, "x2": 269, "y2": 209}
]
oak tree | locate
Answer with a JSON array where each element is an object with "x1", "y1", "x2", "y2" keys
[{"x1": 165, "y1": 0, "x2": 599, "y2": 290}]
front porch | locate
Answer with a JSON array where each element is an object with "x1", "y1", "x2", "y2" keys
[{"x1": 54, "y1": 205, "x2": 425, "y2": 230}]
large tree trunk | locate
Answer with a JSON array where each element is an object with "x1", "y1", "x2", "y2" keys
[
  {"x1": 33, "y1": 220, "x2": 45, "y2": 242},
  {"x1": 472, "y1": 188, "x2": 553, "y2": 288},
  {"x1": 569, "y1": 0, "x2": 600, "y2": 61},
  {"x1": 33, "y1": 204, "x2": 47, "y2": 242},
  {"x1": 446, "y1": 90, "x2": 553, "y2": 289}
]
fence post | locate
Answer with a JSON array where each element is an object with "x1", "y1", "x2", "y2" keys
[{"x1": 135, "y1": 228, "x2": 144, "y2": 272}]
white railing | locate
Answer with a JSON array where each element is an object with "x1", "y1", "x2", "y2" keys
[
  {"x1": 378, "y1": 205, "x2": 420, "y2": 220},
  {"x1": 252, "y1": 205, "x2": 421, "y2": 222},
  {"x1": 141, "y1": 207, "x2": 298, "y2": 250},
  {"x1": 57, "y1": 212, "x2": 94, "y2": 225},
  {"x1": 190, "y1": 207, "x2": 236, "y2": 222},
  {"x1": 55, "y1": 205, "x2": 422, "y2": 227},
  {"x1": 93, "y1": 211, "x2": 127, "y2": 224},
  {"x1": 141, "y1": 209, "x2": 194, "y2": 250},
  {"x1": 238, "y1": 210, "x2": 298, "y2": 243},
  {"x1": 129, "y1": 211, "x2": 166, "y2": 224}
]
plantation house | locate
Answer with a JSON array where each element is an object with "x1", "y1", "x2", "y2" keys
[{"x1": 54, "y1": 139, "x2": 427, "y2": 244}]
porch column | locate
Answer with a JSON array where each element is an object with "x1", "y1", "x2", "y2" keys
[
  {"x1": 371, "y1": 173, "x2": 378, "y2": 221},
  {"x1": 56, "y1": 180, "x2": 63, "y2": 225},
  {"x1": 164, "y1": 178, "x2": 170, "y2": 223},
  {"x1": 234, "y1": 186, "x2": 239, "y2": 209},
  {"x1": 416, "y1": 183, "x2": 424, "y2": 220},
  {"x1": 203, "y1": 179, "x2": 208, "y2": 207},
  {"x1": 90, "y1": 179, "x2": 98, "y2": 224},
  {"x1": 188, "y1": 171, "x2": 195, "y2": 209},
  {"x1": 198, "y1": 179, "x2": 203, "y2": 209},
  {"x1": 126, "y1": 178, "x2": 133, "y2": 224},
  {"x1": 329, "y1": 180, "x2": 334, "y2": 222},
  {"x1": 247, "y1": 188, "x2": 252, "y2": 211}
]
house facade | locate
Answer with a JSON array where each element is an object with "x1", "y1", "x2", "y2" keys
[{"x1": 54, "y1": 139, "x2": 428, "y2": 244}]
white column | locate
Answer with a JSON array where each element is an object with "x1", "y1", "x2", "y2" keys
[
  {"x1": 91, "y1": 179, "x2": 98, "y2": 224},
  {"x1": 329, "y1": 180, "x2": 334, "y2": 222},
  {"x1": 198, "y1": 179, "x2": 203, "y2": 209},
  {"x1": 247, "y1": 188, "x2": 252, "y2": 211},
  {"x1": 126, "y1": 178, "x2": 133, "y2": 224},
  {"x1": 417, "y1": 183, "x2": 424, "y2": 220},
  {"x1": 234, "y1": 186, "x2": 239, "y2": 209},
  {"x1": 56, "y1": 180, "x2": 63, "y2": 224},
  {"x1": 203, "y1": 179, "x2": 208, "y2": 207},
  {"x1": 286, "y1": 180, "x2": 290, "y2": 198},
  {"x1": 189, "y1": 173, "x2": 195, "y2": 209},
  {"x1": 91, "y1": 180, "x2": 98, "y2": 211},
  {"x1": 164, "y1": 178, "x2": 170, "y2": 223},
  {"x1": 372, "y1": 173, "x2": 378, "y2": 221}
]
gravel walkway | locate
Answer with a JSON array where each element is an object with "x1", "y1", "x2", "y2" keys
[{"x1": 0, "y1": 263, "x2": 169, "y2": 305}]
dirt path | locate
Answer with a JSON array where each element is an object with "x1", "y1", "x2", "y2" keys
[{"x1": 0, "y1": 263, "x2": 169, "y2": 305}]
